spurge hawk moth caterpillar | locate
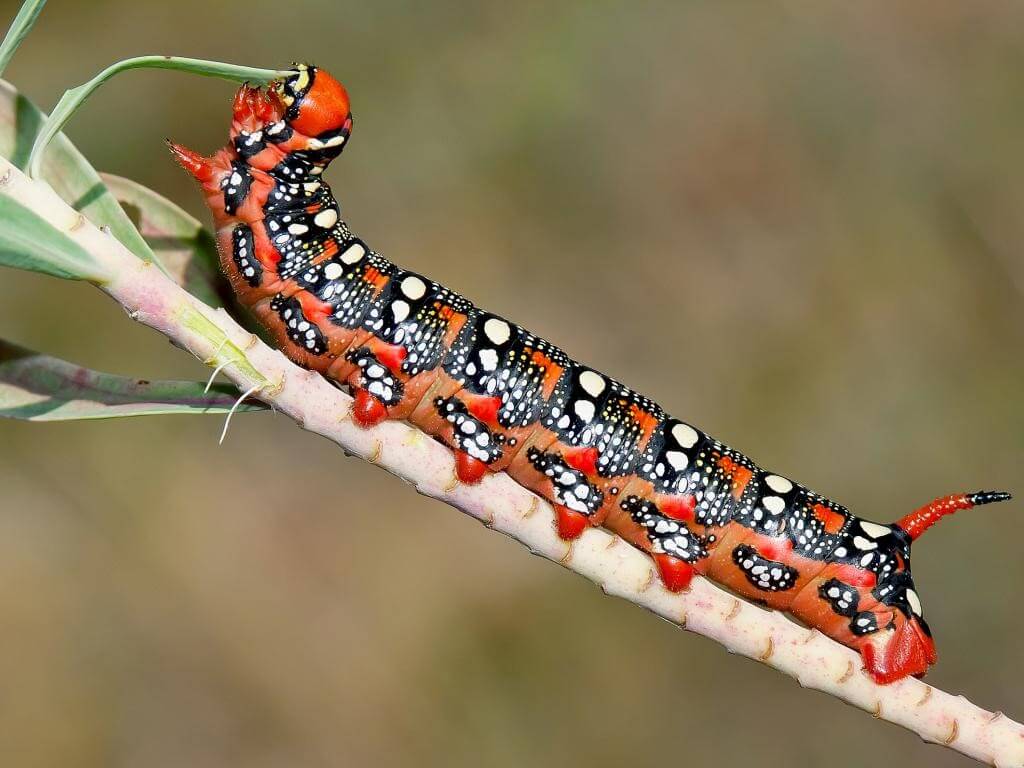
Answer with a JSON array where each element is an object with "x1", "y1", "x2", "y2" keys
[{"x1": 169, "y1": 64, "x2": 1012, "y2": 685}]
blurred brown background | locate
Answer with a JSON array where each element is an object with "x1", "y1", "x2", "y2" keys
[{"x1": 1, "y1": 1, "x2": 1022, "y2": 766}]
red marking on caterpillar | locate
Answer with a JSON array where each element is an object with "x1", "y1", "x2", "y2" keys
[
  {"x1": 171, "y1": 63, "x2": 1013, "y2": 684},
  {"x1": 374, "y1": 341, "x2": 407, "y2": 372},
  {"x1": 717, "y1": 455, "x2": 753, "y2": 501},
  {"x1": 813, "y1": 503, "x2": 846, "y2": 535},
  {"x1": 564, "y1": 446, "x2": 599, "y2": 476},
  {"x1": 659, "y1": 494, "x2": 696, "y2": 523},
  {"x1": 833, "y1": 563, "x2": 878, "y2": 590},
  {"x1": 466, "y1": 395, "x2": 502, "y2": 424}
]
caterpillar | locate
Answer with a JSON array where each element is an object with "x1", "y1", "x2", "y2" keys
[{"x1": 169, "y1": 64, "x2": 1012, "y2": 685}]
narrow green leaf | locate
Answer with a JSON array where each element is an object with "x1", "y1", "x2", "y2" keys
[
  {"x1": 101, "y1": 172, "x2": 225, "y2": 307},
  {"x1": 0, "y1": 339, "x2": 268, "y2": 421},
  {"x1": 28, "y1": 56, "x2": 294, "y2": 179},
  {"x1": 0, "y1": 194, "x2": 108, "y2": 280},
  {"x1": 0, "y1": 0, "x2": 47, "y2": 77},
  {"x1": 0, "y1": 79, "x2": 159, "y2": 268}
]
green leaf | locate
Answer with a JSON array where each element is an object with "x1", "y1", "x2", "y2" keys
[
  {"x1": 0, "y1": 0, "x2": 47, "y2": 77},
  {"x1": 28, "y1": 56, "x2": 294, "y2": 179},
  {"x1": 0, "y1": 78, "x2": 160, "y2": 269},
  {"x1": 0, "y1": 338, "x2": 268, "y2": 421},
  {"x1": 0, "y1": 194, "x2": 108, "y2": 280},
  {"x1": 101, "y1": 172, "x2": 225, "y2": 307}
]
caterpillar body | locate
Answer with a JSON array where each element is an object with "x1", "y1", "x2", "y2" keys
[{"x1": 170, "y1": 64, "x2": 1011, "y2": 685}]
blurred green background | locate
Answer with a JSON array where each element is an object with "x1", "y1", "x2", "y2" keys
[{"x1": 1, "y1": 1, "x2": 1022, "y2": 766}]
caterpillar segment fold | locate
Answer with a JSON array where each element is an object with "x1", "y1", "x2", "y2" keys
[{"x1": 174, "y1": 63, "x2": 1014, "y2": 685}]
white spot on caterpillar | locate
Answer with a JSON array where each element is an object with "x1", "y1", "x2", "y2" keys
[
  {"x1": 479, "y1": 348, "x2": 499, "y2": 372},
  {"x1": 483, "y1": 318, "x2": 511, "y2": 345},
  {"x1": 860, "y1": 521, "x2": 891, "y2": 539},
  {"x1": 765, "y1": 474, "x2": 793, "y2": 494},
  {"x1": 665, "y1": 450, "x2": 688, "y2": 471},
  {"x1": 391, "y1": 300, "x2": 409, "y2": 323},
  {"x1": 671, "y1": 422, "x2": 699, "y2": 448},
  {"x1": 579, "y1": 370, "x2": 606, "y2": 397},
  {"x1": 323, "y1": 262, "x2": 344, "y2": 280},
  {"x1": 340, "y1": 243, "x2": 365, "y2": 264},
  {"x1": 313, "y1": 207, "x2": 339, "y2": 228},
  {"x1": 401, "y1": 275, "x2": 427, "y2": 300},
  {"x1": 906, "y1": 589, "x2": 922, "y2": 616},
  {"x1": 573, "y1": 400, "x2": 595, "y2": 422}
]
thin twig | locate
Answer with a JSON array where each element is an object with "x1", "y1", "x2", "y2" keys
[{"x1": 1, "y1": 156, "x2": 1022, "y2": 767}]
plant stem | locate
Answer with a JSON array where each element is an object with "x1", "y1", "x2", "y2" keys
[
  {"x1": 27, "y1": 56, "x2": 294, "y2": 179},
  {"x1": 0, "y1": 0, "x2": 47, "y2": 77}
]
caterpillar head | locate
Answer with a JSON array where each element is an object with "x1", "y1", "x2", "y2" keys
[
  {"x1": 272, "y1": 63, "x2": 353, "y2": 142},
  {"x1": 168, "y1": 63, "x2": 353, "y2": 223}
]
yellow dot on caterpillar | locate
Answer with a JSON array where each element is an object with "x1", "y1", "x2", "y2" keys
[{"x1": 314, "y1": 208, "x2": 339, "y2": 228}]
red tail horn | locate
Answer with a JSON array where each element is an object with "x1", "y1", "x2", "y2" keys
[{"x1": 896, "y1": 491, "x2": 1011, "y2": 542}]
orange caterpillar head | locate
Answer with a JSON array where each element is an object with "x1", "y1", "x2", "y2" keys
[{"x1": 271, "y1": 63, "x2": 352, "y2": 140}]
